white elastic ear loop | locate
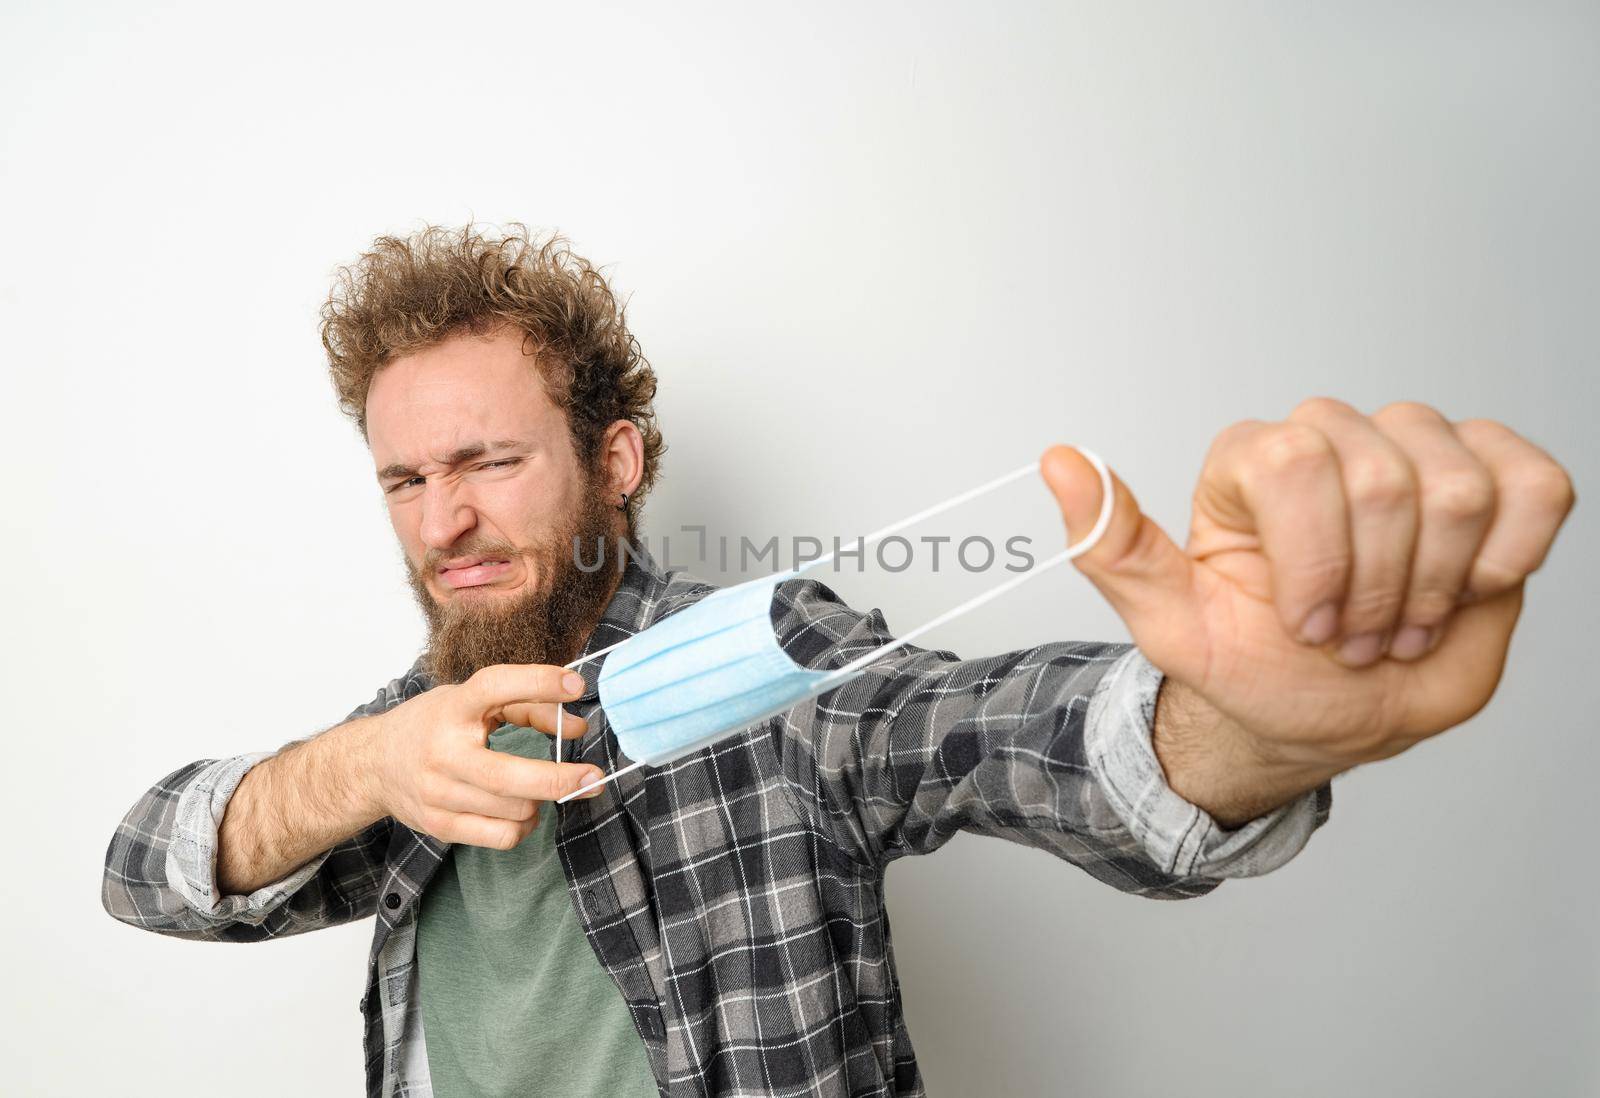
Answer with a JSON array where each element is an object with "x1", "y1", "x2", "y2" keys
[
  {"x1": 793, "y1": 461, "x2": 1041, "y2": 576},
  {"x1": 557, "y1": 448, "x2": 1116, "y2": 805},
  {"x1": 814, "y1": 447, "x2": 1115, "y2": 686},
  {"x1": 553, "y1": 635, "x2": 634, "y2": 766},
  {"x1": 552, "y1": 629, "x2": 672, "y2": 803}
]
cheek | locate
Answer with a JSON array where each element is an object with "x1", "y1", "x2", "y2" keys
[{"x1": 483, "y1": 480, "x2": 561, "y2": 542}]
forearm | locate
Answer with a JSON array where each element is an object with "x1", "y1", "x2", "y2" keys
[
  {"x1": 216, "y1": 714, "x2": 386, "y2": 895},
  {"x1": 1151, "y1": 676, "x2": 1347, "y2": 829}
]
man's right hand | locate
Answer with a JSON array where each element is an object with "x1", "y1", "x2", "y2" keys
[
  {"x1": 215, "y1": 663, "x2": 605, "y2": 897},
  {"x1": 363, "y1": 664, "x2": 606, "y2": 850}
]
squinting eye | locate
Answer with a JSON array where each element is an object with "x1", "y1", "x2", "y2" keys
[{"x1": 386, "y1": 459, "x2": 519, "y2": 495}]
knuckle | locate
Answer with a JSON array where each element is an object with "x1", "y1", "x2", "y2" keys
[
  {"x1": 1374, "y1": 400, "x2": 1444, "y2": 427},
  {"x1": 1287, "y1": 553, "x2": 1351, "y2": 593},
  {"x1": 1290, "y1": 396, "x2": 1355, "y2": 422},
  {"x1": 429, "y1": 684, "x2": 462, "y2": 717},
  {"x1": 1345, "y1": 456, "x2": 1415, "y2": 509},
  {"x1": 1342, "y1": 585, "x2": 1406, "y2": 626},
  {"x1": 1103, "y1": 514, "x2": 1175, "y2": 576},
  {"x1": 417, "y1": 735, "x2": 447, "y2": 771},
  {"x1": 1470, "y1": 556, "x2": 1526, "y2": 594},
  {"x1": 417, "y1": 772, "x2": 446, "y2": 805},
  {"x1": 1401, "y1": 587, "x2": 1458, "y2": 626},
  {"x1": 1455, "y1": 417, "x2": 1511, "y2": 442},
  {"x1": 1512, "y1": 463, "x2": 1576, "y2": 516},
  {"x1": 521, "y1": 765, "x2": 559, "y2": 802},
  {"x1": 1421, "y1": 469, "x2": 1495, "y2": 524},
  {"x1": 468, "y1": 664, "x2": 510, "y2": 694},
  {"x1": 476, "y1": 760, "x2": 512, "y2": 797},
  {"x1": 1211, "y1": 418, "x2": 1266, "y2": 455},
  {"x1": 1255, "y1": 423, "x2": 1332, "y2": 477}
]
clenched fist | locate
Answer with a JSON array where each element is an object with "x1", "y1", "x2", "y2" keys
[{"x1": 1041, "y1": 398, "x2": 1575, "y2": 822}]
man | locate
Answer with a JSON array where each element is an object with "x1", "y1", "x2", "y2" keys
[{"x1": 102, "y1": 224, "x2": 1575, "y2": 1098}]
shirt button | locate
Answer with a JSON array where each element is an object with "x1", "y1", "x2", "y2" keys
[{"x1": 384, "y1": 892, "x2": 401, "y2": 910}]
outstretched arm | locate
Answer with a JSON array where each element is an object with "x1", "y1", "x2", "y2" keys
[{"x1": 769, "y1": 578, "x2": 1329, "y2": 894}]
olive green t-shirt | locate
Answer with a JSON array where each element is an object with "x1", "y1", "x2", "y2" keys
[{"x1": 415, "y1": 724, "x2": 659, "y2": 1097}]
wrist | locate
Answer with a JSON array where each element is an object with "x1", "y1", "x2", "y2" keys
[
  {"x1": 1152, "y1": 677, "x2": 1346, "y2": 828},
  {"x1": 329, "y1": 714, "x2": 390, "y2": 826}
]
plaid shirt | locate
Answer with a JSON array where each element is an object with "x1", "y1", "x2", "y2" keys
[{"x1": 103, "y1": 544, "x2": 1331, "y2": 1097}]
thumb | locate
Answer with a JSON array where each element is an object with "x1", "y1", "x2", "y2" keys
[{"x1": 1039, "y1": 445, "x2": 1195, "y2": 640}]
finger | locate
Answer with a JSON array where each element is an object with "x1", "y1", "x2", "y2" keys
[
  {"x1": 1289, "y1": 398, "x2": 1419, "y2": 665},
  {"x1": 464, "y1": 663, "x2": 587, "y2": 723},
  {"x1": 458, "y1": 750, "x2": 607, "y2": 802},
  {"x1": 1394, "y1": 585, "x2": 1525, "y2": 745},
  {"x1": 431, "y1": 778, "x2": 541, "y2": 823},
  {"x1": 1453, "y1": 419, "x2": 1578, "y2": 600},
  {"x1": 434, "y1": 811, "x2": 541, "y2": 851},
  {"x1": 1192, "y1": 419, "x2": 1351, "y2": 645},
  {"x1": 496, "y1": 701, "x2": 588, "y2": 738},
  {"x1": 1369, "y1": 402, "x2": 1496, "y2": 661},
  {"x1": 1039, "y1": 445, "x2": 1194, "y2": 653}
]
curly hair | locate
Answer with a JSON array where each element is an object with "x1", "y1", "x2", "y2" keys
[{"x1": 320, "y1": 223, "x2": 666, "y2": 515}]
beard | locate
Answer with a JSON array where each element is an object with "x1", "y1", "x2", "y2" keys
[{"x1": 404, "y1": 478, "x2": 622, "y2": 686}]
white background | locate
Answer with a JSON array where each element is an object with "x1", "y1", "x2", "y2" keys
[{"x1": 3, "y1": 1, "x2": 1595, "y2": 1094}]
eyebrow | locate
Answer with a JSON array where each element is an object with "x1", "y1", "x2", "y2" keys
[{"x1": 378, "y1": 439, "x2": 526, "y2": 482}]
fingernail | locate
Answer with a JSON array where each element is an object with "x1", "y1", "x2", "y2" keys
[
  {"x1": 1298, "y1": 603, "x2": 1339, "y2": 645},
  {"x1": 1337, "y1": 632, "x2": 1384, "y2": 667},
  {"x1": 1388, "y1": 625, "x2": 1435, "y2": 661},
  {"x1": 581, "y1": 770, "x2": 605, "y2": 796},
  {"x1": 563, "y1": 672, "x2": 584, "y2": 695}
]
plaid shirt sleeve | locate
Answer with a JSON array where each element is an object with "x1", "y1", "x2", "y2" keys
[
  {"x1": 768, "y1": 576, "x2": 1331, "y2": 896},
  {"x1": 100, "y1": 675, "x2": 410, "y2": 942}
]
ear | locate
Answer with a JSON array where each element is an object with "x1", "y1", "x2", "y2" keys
[{"x1": 600, "y1": 420, "x2": 645, "y2": 500}]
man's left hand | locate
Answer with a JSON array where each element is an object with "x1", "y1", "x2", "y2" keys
[{"x1": 1040, "y1": 399, "x2": 1575, "y2": 824}]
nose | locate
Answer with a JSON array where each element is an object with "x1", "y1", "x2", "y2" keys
[{"x1": 418, "y1": 478, "x2": 478, "y2": 555}]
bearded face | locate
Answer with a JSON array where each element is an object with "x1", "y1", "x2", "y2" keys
[
  {"x1": 404, "y1": 470, "x2": 622, "y2": 685},
  {"x1": 366, "y1": 326, "x2": 644, "y2": 687}
]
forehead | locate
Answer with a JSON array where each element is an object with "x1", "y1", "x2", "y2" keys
[{"x1": 365, "y1": 327, "x2": 562, "y2": 465}]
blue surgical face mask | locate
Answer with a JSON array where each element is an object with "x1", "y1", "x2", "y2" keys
[
  {"x1": 556, "y1": 450, "x2": 1114, "y2": 803},
  {"x1": 595, "y1": 571, "x2": 864, "y2": 767}
]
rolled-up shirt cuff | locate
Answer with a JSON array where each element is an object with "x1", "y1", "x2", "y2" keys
[
  {"x1": 164, "y1": 750, "x2": 336, "y2": 922},
  {"x1": 1084, "y1": 647, "x2": 1330, "y2": 879}
]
